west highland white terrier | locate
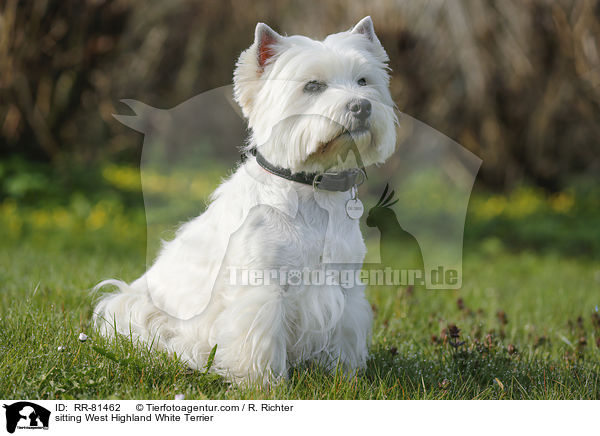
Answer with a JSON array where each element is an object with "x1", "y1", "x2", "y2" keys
[{"x1": 93, "y1": 16, "x2": 397, "y2": 383}]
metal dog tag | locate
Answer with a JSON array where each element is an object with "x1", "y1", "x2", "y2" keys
[
  {"x1": 345, "y1": 186, "x2": 364, "y2": 219},
  {"x1": 346, "y1": 198, "x2": 364, "y2": 219}
]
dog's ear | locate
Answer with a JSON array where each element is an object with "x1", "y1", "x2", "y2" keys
[
  {"x1": 234, "y1": 22, "x2": 284, "y2": 119},
  {"x1": 351, "y1": 16, "x2": 378, "y2": 43},
  {"x1": 350, "y1": 16, "x2": 388, "y2": 63},
  {"x1": 255, "y1": 23, "x2": 283, "y2": 69}
]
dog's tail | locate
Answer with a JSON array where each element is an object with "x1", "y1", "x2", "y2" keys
[{"x1": 92, "y1": 278, "x2": 175, "y2": 350}]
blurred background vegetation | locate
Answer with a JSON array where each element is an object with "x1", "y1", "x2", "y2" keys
[{"x1": 0, "y1": 0, "x2": 599, "y2": 256}]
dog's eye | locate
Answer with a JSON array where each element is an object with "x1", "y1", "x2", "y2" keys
[
  {"x1": 304, "y1": 80, "x2": 327, "y2": 93},
  {"x1": 357, "y1": 78, "x2": 367, "y2": 86}
]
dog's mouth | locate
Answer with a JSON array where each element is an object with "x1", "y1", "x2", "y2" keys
[
  {"x1": 303, "y1": 127, "x2": 372, "y2": 171},
  {"x1": 313, "y1": 127, "x2": 371, "y2": 155}
]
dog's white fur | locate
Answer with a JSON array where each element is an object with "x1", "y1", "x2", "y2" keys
[{"x1": 93, "y1": 17, "x2": 397, "y2": 383}]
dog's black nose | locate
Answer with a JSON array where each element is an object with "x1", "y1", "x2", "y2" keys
[{"x1": 347, "y1": 99, "x2": 372, "y2": 121}]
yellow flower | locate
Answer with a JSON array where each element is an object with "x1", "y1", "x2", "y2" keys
[
  {"x1": 550, "y1": 192, "x2": 574, "y2": 214},
  {"x1": 505, "y1": 187, "x2": 542, "y2": 218},
  {"x1": 475, "y1": 195, "x2": 507, "y2": 220},
  {"x1": 52, "y1": 208, "x2": 72, "y2": 229},
  {"x1": 31, "y1": 210, "x2": 51, "y2": 229},
  {"x1": 1, "y1": 200, "x2": 23, "y2": 234},
  {"x1": 102, "y1": 165, "x2": 141, "y2": 191},
  {"x1": 86, "y1": 204, "x2": 108, "y2": 230}
]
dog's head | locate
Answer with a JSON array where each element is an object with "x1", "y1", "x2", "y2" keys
[{"x1": 234, "y1": 17, "x2": 397, "y2": 173}]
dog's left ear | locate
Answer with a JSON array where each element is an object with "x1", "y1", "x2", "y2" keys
[
  {"x1": 350, "y1": 16, "x2": 388, "y2": 63},
  {"x1": 351, "y1": 16, "x2": 379, "y2": 43}
]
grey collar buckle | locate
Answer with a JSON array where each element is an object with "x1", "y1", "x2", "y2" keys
[{"x1": 312, "y1": 168, "x2": 365, "y2": 192}]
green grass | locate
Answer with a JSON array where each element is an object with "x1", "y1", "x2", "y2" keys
[
  {"x1": 1, "y1": 176, "x2": 599, "y2": 399},
  {"x1": 1, "y1": 228, "x2": 599, "y2": 400}
]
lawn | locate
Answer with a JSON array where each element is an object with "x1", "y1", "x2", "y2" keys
[{"x1": 1, "y1": 171, "x2": 599, "y2": 400}]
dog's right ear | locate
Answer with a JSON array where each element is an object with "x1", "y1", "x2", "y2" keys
[
  {"x1": 234, "y1": 23, "x2": 284, "y2": 119},
  {"x1": 255, "y1": 23, "x2": 283, "y2": 69}
]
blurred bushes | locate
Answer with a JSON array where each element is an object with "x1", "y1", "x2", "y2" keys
[
  {"x1": 380, "y1": 0, "x2": 600, "y2": 190},
  {"x1": 2, "y1": 167, "x2": 599, "y2": 257},
  {"x1": 1, "y1": 0, "x2": 599, "y2": 192},
  {"x1": 467, "y1": 180, "x2": 600, "y2": 256},
  {"x1": 0, "y1": 0, "x2": 131, "y2": 164}
]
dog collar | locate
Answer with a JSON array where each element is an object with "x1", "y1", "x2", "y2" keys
[{"x1": 249, "y1": 148, "x2": 365, "y2": 192}]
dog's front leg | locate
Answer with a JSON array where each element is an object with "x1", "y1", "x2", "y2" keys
[
  {"x1": 208, "y1": 282, "x2": 288, "y2": 384},
  {"x1": 318, "y1": 283, "x2": 372, "y2": 375}
]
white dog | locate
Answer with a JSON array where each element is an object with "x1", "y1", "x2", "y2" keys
[{"x1": 93, "y1": 16, "x2": 397, "y2": 383}]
